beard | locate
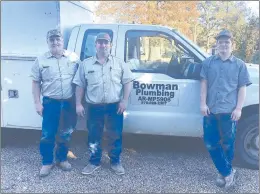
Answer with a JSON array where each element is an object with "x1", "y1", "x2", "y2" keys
[
  {"x1": 50, "y1": 46, "x2": 63, "y2": 55},
  {"x1": 98, "y1": 48, "x2": 109, "y2": 57}
]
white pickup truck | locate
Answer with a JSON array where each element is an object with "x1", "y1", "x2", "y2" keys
[{"x1": 1, "y1": 1, "x2": 259, "y2": 169}]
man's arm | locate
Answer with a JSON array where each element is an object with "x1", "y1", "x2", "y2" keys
[
  {"x1": 32, "y1": 80, "x2": 43, "y2": 116},
  {"x1": 236, "y1": 86, "x2": 246, "y2": 110},
  {"x1": 199, "y1": 58, "x2": 211, "y2": 116},
  {"x1": 75, "y1": 86, "x2": 84, "y2": 105},
  {"x1": 232, "y1": 61, "x2": 252, "y2": 121},
  {"x1": 117, "y1": 59, "x2": 134, "y2": 114},
  {"x1": 231, "y1": 86, "x2": 246, "y2": 121},
  {"x1": 32, "y1": 81, "x2": 41, "y2": 103},
  {"x1": 200, "y1": 79, "x2": 210, "y2": 116},
  {"x1": 200, "y1": 79, "x2": 207, "y2": 106},
  {"x1": 117, "y1": 81, "x2": 132, "y2": 114},
  {"x1": 122, "y1": 81, "x2": 132, "y2": 102},
  {"x1": 31, "y1": 58, "x2": 43, "y2": 116},
  {"x1": 73, "y1": 62, "x2": 86, "y2": 117}
]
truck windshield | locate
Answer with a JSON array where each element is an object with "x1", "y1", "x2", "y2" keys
[{"x1": 172, "y1": 29, "x2": 209, "y2": 59}]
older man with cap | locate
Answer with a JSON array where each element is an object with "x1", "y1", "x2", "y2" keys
[
  {"x1": 73, "y1": 32, "x2": 133, "y2": 175},
  {"x1": 31, "y1": 29, "x2": 79, "y2": 177},
  {"x1": 200, "y1": 29, "x2": 252, "y2": 188}
]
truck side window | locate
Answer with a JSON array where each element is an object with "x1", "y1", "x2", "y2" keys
[
  {"x1": 125, "y1": 30, "x2": 198, "y2": 79},
  {"x1": 80, "y1": 29, "x2": 113, "y2": 61}
]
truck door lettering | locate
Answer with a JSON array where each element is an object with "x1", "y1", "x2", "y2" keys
[{"x1": 132, "y1": 81, "x2": 179, "y2": 106}]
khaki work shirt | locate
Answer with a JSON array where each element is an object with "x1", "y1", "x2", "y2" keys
[
  {"x1": 31, "y1": 50, "x2": 79, "y2": 99},
  {"x1": 200, "y1": 55, "x2": 252, "y2": 114},
  {"x1": 73, "y1": 55, "x2": 134, "y2": 104}
]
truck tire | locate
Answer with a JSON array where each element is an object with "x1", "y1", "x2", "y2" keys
[{"x1": 236, "y1": 114, "x2": 259, "y2": 169}]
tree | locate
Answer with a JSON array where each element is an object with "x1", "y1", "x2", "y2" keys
[
  {"x1": 96, "y1": 1, "x2": 200, "y2": 40},
  {"x1": 196, "y1": 1, "x2": 248, "y2": 53}
]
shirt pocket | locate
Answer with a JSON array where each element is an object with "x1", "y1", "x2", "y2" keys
[
  {"x1": 86, "y1": 71, "x2": 100, "y2": 86},
  {"x1": 207, "y1": 66, "x2": 217, "y2": 84},
  {"x1": 41, "y1": 65, "x2": 55, "y2": 81},
  {"x1": 66, "y1": 61, "x2": 78, "y2": 75},
  {"x1": 110, "y1": 68, "x2": 122, "y2": 84},
  {"x1": 227, "y1": 67, "x2": 239, "y2": 83}
]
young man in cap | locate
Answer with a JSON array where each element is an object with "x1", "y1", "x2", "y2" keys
[
  {"x1": 200, "y1": 29, "x2": 252, "y2": 188},
  {"x1": 73, "y1": 32, "x2": 133, "y2": 175},
  {"x1": 31, "y1": 29, "x2": 79, "y2": 177}
]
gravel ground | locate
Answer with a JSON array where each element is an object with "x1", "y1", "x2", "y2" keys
[{"x1": 1, "y1": 128, "x2": 259, "y2": 193}]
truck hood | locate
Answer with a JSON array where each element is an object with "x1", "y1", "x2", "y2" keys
[{"x1": 246, "y1": 63, "x2": 259, "y2": 85}]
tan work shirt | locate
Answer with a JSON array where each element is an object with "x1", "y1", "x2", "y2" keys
[
  {"x1": 73, "y1": 55, "x2": 134, "y2": 104},
  {"x1": 31, "y1": 50, "x2": 79, "y2": 99}
]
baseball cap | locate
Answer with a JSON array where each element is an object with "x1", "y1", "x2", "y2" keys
[
  {"x1": 215, "y1": 30, "x2": 233, "y2": 40},
  {"x1": 96, "y1": 33, "x2": 111, "y2": 42},
  {"x1": 47, "y1": 29, "x2": 62, "y2": 39}
]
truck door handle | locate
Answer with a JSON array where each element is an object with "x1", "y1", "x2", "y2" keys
[{"x1": 8, "y1": 90, "x2": 19, "y2": 98}]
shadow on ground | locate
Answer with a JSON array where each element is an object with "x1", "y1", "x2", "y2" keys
[
  {"x1": 1, "y1": 128, "x2": 252, "y2": 169},
  {"x1": 1, "y1": 128, "x2": 205, "y2": 152}
]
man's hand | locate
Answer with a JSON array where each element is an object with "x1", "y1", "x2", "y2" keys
[
  {"x1": 231, "y1": 108, "x2": 242, "y2": 121},
  {"x1": 35, "y1": 103, "x2": 43, "y2": 116},
  {"x1": 76, "y1": 104, "x2": 85, "y2": 117},
  {"x1": 200, "y1": 104, "x2": 210, "y2": 116},
  {"x1": 117, "y1": 100, "x2": 128, "y2": 114}
]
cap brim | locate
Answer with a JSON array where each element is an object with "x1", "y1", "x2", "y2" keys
[
  {"x1": 96, "y1": 38, "x2": 110, "y2": 41},
  {"x1": 215, "y1": 35, "x2": 232, "y2": 40}
]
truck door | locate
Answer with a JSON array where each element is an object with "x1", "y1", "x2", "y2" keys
[{"x1": 116, "y1": 25, "x2": 205, "y2": 137}]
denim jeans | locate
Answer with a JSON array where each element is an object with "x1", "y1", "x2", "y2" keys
[
  {"x1": 86, "y1": 102, "x2": 123, "y2": 166},
  {"x1": 40, "y1": 96, "x2": 76, "y2": 165},
  {"x1": 203, "y1": 113, "x2": 237, "y2": 177}
]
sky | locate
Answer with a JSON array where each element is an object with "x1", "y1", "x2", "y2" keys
[{"x1": 246, "y1": 1, "x2": 259, "y2": 15}]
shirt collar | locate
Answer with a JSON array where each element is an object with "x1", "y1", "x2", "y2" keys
[
  {"x1": 214, "y1": 54, "x2": 235, "y2": 62},
  {"x1": 46, "y1": 50, "x2": 68, "y2": 58},
  {"x1": 93, "y1": 55, "x2": 112, "y2": 65}
]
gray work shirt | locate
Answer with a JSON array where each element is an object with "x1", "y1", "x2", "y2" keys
[
  {"x1": 73, "y1": 55, "x2": 134, "y2": 104},
  {"x1": 200, "y1": 55, "x2": 252, "y2": 114},
  {"x1": 31, "y1": 50, "x2": 79, "y2": 99}
]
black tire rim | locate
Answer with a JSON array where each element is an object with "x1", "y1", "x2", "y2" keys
[{"x1": 243, "y1": 126, "x2": 259, "y2": 161}]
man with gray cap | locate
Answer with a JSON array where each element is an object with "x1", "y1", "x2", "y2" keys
[
  {"x1": 200, "y1": 29, "x2": 251, "y2": 188},
  {"x1": 31, "y1": 29, "x2": 79, "y2": 177},
  {"x1": 73, "y1": 32, "x2": 133, "y2": 175}
]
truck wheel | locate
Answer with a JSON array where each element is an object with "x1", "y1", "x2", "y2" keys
[{"x1": 236, "y1": 114, "x2": 259, "y2": 169}]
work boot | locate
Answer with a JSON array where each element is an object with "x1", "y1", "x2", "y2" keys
[
  {"x1": 111, "y1": 163, "x2": 125, "y2": 175},
  {"x1": 81, "y1": 164, "x2": 101, "y2": 175},
  {"x1": 39, "y1": 164, "x2": 53, "y2": 177},
  {"x1": 58, "y1": 161, "x2": 72, "y2": 171},
  {"x1": 215, "y1": 173, "x2": 225, "y2": 188},
  {"x1": 224, "y1": 169, "x2": 237, "y2": 189}
]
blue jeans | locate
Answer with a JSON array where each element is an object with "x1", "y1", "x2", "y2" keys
[
  {"x1": 86, "y1": 102, "x2": 123, "y2": 166},
  {"x1": 203, "y1": 113, "x2": 237, "y2": 177},
  {"x1": 40, "y1": 96, "x2": 76, "y2": 165}
]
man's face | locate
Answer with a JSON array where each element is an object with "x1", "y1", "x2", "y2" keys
[
  {"x1": 216, "y1": 36, "x2": 232, "y2": 56},
  {"x1": 95, "y1": 39, "x2": 111, "y2": 57},
  {"x1": 47, "y1": 36, "x2": 64, "y2": 53}
]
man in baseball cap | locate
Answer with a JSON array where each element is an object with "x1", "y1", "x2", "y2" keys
[
  {"x1": 200, "y1": 29, "x2": 251, "y2": 188},
  {"x1": 74, "y1": 31, "x2": 133, "y2": 176},
  {"x1": 31, "y1": 28, "x2": 79, "y2": 177}
]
